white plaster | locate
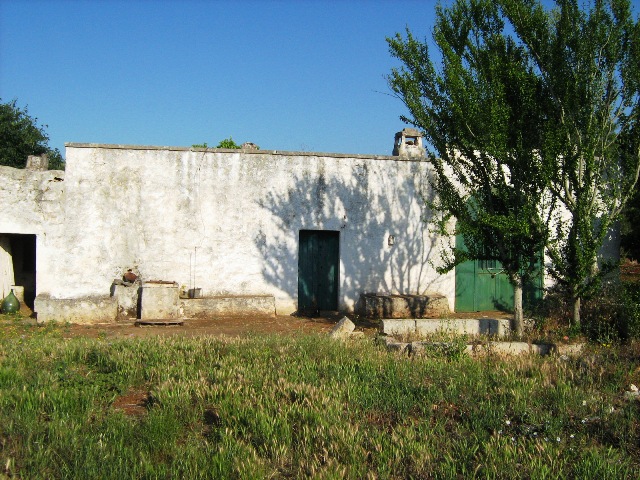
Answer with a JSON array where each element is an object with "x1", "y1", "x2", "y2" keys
[
  {"x1": 0, "y1": 236, "x2": 14, "y2": 299},
  {"x1": 38, "y1": 146, "x2": 454, "y2": 316},
  {"x1": 0, "y1": 146, "x2": 457, "y2": 321}
]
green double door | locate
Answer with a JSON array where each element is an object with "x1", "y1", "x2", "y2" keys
[
  {"x1": 298, "y1": 230, "x2": 339, "y2": 313},
  {"x1": 455, "y1": 254, "x2": 514, "y2": 311},
  {"x1": 455, "y1": 235, "x2": 542, "y2": 312}
]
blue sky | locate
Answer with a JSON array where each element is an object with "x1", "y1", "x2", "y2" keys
[{"x1": 0, "y1": 0, "x2": 441, "y2": 158}]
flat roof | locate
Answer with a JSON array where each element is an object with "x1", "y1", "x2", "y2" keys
[{"x1": 65, "y1": 142, "x2": 427, "y2": 162}]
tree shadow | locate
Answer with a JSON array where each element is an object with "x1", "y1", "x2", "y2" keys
[{"x1": 254, "y1": 163, "x2": 450, "y2": 314}]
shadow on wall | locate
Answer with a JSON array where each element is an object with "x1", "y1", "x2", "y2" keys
[{"x1": 254, "y1": 164, "x2": 442, "y2": 312}]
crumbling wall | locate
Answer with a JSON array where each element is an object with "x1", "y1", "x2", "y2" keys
[{"x1": 0, "y1": 165, "x2": 65, "y2": 301}]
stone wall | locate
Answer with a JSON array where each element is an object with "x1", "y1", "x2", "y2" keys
[{"x1": 29, "y1": 144, "x2": 453, "y2": 320}]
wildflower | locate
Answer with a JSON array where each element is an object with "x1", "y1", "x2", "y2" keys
[
  {"x1": 556, "y1": 437, "x2": 561, "y2": 442},
  {"x1": 582, "y1": 400, "x2": 587, "y2": 406},
  {"x1": 570, "y1": 434, "x2": 575, "y2": 439},
  {"x1": 505, "y1": 419, "x2": 511, "y2": 426}
]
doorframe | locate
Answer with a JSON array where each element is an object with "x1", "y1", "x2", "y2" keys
[{"x1": 297, "y1": 229, "x2": 340, "y2": 314}]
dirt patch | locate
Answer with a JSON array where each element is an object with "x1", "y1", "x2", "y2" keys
[
  {"x1": 55, "y1": 311, "x2": 513, "y2": 340},
  {"x1": 113, "y1": 387, "x2": 152, "y2": 417},
  {"x1": 60, "y1": 314, "x2": 380, "y2": 340}
]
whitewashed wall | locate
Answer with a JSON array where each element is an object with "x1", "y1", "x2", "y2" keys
[
  {"x1": 34, "y1": 144, "x2": 453, "y2": 315},
  {"x1": 0, "y1": 166, "x2": 65, "y2": 299}
]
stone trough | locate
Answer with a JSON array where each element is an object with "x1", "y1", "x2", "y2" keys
[{"x1": 360, "y1": 293, "x2": 450, "y2": 319}]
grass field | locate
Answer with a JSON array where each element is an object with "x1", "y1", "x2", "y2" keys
[{"x1": 0, "y1": 321, "x2": 639, "y2": 479}]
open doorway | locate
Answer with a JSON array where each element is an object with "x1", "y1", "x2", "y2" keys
[{"x1": 0, "y1": 234, "x2": 36, "y2": 309}]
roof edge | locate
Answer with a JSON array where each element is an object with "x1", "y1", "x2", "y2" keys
[{"x1": 64, "y1": 142, "x2": 426, "y2": 162}]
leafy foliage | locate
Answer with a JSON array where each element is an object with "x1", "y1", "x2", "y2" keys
[
  {"x1": 388, "y1": 0, "x2": 553, "y2": 334},
  {"x1": 501, "y1": 0, "x2": 640, "y2": 325},
  {"x1": 389, "y1": 0, "x2": 640, "y2": 329},
  {"x1": 215, "y1": 136, "x2": 241, "y2": 149},
  {"x1": 193, "y1": 138, "x2": 243, "y2": 149},
  {"x1": 0, "y1": 98, "x2": 64, "y2": 170}
]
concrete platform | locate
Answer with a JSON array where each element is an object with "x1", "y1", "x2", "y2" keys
[
  {"x1": 181, "y1": 295, "x2": 275, "y2": 317},
  {"x1": 381, "y1": 318, "x2": 512, "y2": 338}
]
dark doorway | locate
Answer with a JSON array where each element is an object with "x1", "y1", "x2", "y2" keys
[
  {"x1": 298, "y1": 230, "x2": 340, "y2": 314},
  {"x1": 0, "y1": 234, "x2": 37, "y2": 309}
]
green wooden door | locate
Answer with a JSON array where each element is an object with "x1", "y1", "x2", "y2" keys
[
  {"x1": 474, "y1": 258, "x2": 514, "y2": 311},
  {"x1": 455, "y1": 234, "x2": 513, "y2": 312},
  {"x1": 298, "y1": 230, "x2": 340, "y2": 313},
  {"x1": 455, "y1": 234, "x2": 543, "y2": 312}
]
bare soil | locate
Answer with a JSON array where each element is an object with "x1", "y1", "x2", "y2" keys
[
  {"x1": 54, "y1": 310, "x2": 511, "y2": 340},
  {"x1": 59, "y1": 314, "x2": 372, "y2": 339}
]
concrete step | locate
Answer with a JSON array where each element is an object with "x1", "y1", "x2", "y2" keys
[{"x1": 381, "y1": 318, "x2": 512, "y2": 337}]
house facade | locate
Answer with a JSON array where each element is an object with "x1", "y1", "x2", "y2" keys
[{"x1": 0, "y1": 134, "x2": 457, "y2": 323}]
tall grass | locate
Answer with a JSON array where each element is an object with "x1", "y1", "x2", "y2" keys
[{"x1": 0, "y1": 324, "x2": 638, "y2": 478}]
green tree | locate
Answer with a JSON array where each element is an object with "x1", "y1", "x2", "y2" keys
[
  {"x1": 388, "y1": 0, "x2": 553, "y2": 335},
  {"x1": 0, "y1": 99, "x2": 64, "y2": 170},
  {"x1": 216, "y1": 137, "x2": 240, "y2": 149},
  {"x1": 501, "y1": 0, "x2": 640, "y2": 327},
  {"x1": 621, "y1": 182, "x2": 640, "y2": 260}
]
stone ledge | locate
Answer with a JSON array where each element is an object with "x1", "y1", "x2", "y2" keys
[
  {"x1": 381, "y1": 318, "x2": 512, "y2": 338},
  {"x1": 35, "y1": 294, "x2": 117, "y2": 324},
  {"x1": 181, "y1": 295, "x2": 275, "y2": 317},
  {"x1": 378, "y1": 335, "x2": 585, "y2": 357}
]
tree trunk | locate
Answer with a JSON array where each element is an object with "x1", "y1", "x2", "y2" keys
[
  {"x1": 513, "y1": 278, "x2": 524, "y2": 338},
  {"x1": 572, "y1": 295, "x2": 581, "y2": 328}
]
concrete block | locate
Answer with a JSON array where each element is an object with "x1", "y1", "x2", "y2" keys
[
  {"x1": 414, "y1": 318, "x2": 511, "y2": 338},
  {"x1": 555, "y1": 344, "x2": 584, "y2": 356},
  {"x1": 361, "y1": 293, "x2": 450, "y2": 319},
  {"x1": 35, "y1": 294, "x2": 117, "y2": 324},
  {"x1": 488, "y1": 342, "x2": 532, "y2": 355},
  {"x1": 386, "y1": 340, "x2": 409, "y2": 354},
  {"x1": 415, "y1": 319, "x2": 452, "y2": 335},
  {"x1": 329, "y1": 316, "x2": 355, "y2": 339},
  {"x1": 26, "y1": 154, "x2": 48, "y2": 171},
  {"x1": 181, "y1": 295, "x2": 275, "y2": 317},
  {"x1": 140, "y1": 282, "x2": 179, "y2": 320},
  {"x1": 479, "y1": 318, "x2": 512, "y2": 336},
  {"x1": 381, "y1": 319, "x2": 416, "y2": 336},
  {"x1": 110, "y1": 284, "x2": 139, "y2": 319}
]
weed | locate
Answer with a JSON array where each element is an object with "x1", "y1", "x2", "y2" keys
[{"x1": 0, "y1": 332, "x2": 637, "y2": 477}]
